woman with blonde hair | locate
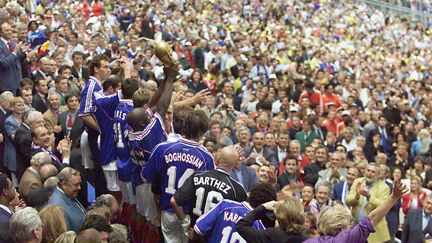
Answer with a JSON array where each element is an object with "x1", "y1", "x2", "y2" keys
[
  {"x1": 236, "y1": 198, "x2": 307, "y2": 242},
  {"x1": 303, "y1": 181, "x2": 407, "y2": 243},
  {"x1": 40, "y1": 205, "x2": 68, "y2": 243},
  {"x1": 402, "y1": 175, "x2": 426, "y2": 215},
  {"x1": 53, "y1": 231, "x2": 76, "y2": 243}
]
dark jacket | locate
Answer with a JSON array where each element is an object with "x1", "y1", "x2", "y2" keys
[
  {"x1": 402, "y1": 208, "x2": 432, "y2": 243},
  {"x1": 244, "y1": 146, "x2": 278, "y2": 168},
  {"x1": 14, "y1": 124, "x2": 32, "y2": 180},
  {"x1": 32, "y1": 93, "x2": 48, "y2": 113},
  {"x1": 236, "y1": 205, "x2": 307, "y2": 243}
]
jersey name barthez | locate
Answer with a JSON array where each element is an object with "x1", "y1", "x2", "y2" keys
[
  {"x1": 164, "y1": 152, "x2": 204, "y2": 168},
  {"x1": 193, "y1": 176, "x2": 232, "y2": 194}
]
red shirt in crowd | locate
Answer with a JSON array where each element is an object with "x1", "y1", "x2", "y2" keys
[{"x1": 299, "y1": 89, "x2": 323, "y2": 114}]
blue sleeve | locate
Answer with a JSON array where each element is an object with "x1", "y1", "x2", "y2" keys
[
  {"x1": 4, "y1": 118, "x2": 17, "y2": 136},
  {"x1": 142, "y1": 145, "x2": 161, "y2": 183},
  {"x1": 206, "y1": 154, "x2": 215, "y2": 170},
  {"x1": 0, "y1": 50, "x2": 20, "y2": 67},
  {"x1": 194, "y1": 201, "x2": 223, "y2": 236},
  {"x1": 79, "y1": 82, "x2": 93, "y2": 116},
  {"x1": 95, "y1": 93, "x2": 119, "y2": 112}
]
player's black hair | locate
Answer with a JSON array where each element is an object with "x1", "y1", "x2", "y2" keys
[
  {"x1": 184, "y1": 109, "x2": 209, "y2": 140},
  {"x1": 172, "y1": 106, "x2": 194, "y2": 136},
  {"x1": 248, "y1": 183, "x2": 277, "y2": 208},
  {"x1": 121, "y1": 78, "x2": 139, "y2": 99},
  {"x1": 103, "y1": 76, "x2": 120, "y2": 92}
]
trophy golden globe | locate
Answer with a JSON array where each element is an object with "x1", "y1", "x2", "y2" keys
[
  {"x1": 138, "y1": 37, "x2": 175, "y2": 67},
  {"x1": 154, "y1": 41, "x2": 175, "y2": 67}
]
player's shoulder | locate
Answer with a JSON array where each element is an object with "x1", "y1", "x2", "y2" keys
[
  {"x1": 154, "y1": 140, "x2": 176, "y2": 150},
  {"x1": 179, "y1": 138, "x2": 214, "y2": 157},
  {"x1": 192, "y1": 169, "x2": 211, "y2": 178},
  {"x1": 219, "y1": 199, "x2": 243, "y2": 208}
]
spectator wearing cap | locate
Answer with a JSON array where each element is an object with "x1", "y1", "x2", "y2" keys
[
  {"x1": 249, "y1": 55, "x2": 271, "y2": 85},
  {"x1": 299, "y1": 81, "x2": 323, "y2": 115}
]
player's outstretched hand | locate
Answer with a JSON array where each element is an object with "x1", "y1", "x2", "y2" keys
[
  {"x1": 392, "y1": 180, "x2": 408, "y2": 199},
  {"x1": 267, "y1": 165, "x2": 277, "y2": 185}
]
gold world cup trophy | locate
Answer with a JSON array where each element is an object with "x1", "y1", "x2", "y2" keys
[
  {"x1": 154, "y1": 41, "x2": 175, "y2": 67},
  {"x1": 138, "y1": 37, "x2": 175, "y2": 67}
]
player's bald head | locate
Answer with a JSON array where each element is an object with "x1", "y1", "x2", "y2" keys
[
  {"x1": 127, "y1": 108, "x2": 151, "y2": 131},
  {"x1": 216, "y1": 146, "x2": 239, "y2": 171},
  {"x1": 40, "y1": 164, "x2": 58, "y2": 182}
]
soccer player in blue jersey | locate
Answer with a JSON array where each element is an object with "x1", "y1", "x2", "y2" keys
[
  {"x1": 113, "y1": 78, "x2": 140, "y2": 224},
  {"x1": 126, "y1": 66, "x2": 178, "y2": 230},
  {"x1": 142, "y1": 109, "x2": 214, "y2": 243},
  {"x1": 79, "y1": 54, "x2": 111, "y2": 196},
  {"x1": 93, "y1": 77, "x2": 122, "y2": 196},
  {"x1": 193, "y1": 183, "x2": 277, "y2": 243},
  {"x1": 170, "y1": 146, "x2": 248, "y2": 242}
]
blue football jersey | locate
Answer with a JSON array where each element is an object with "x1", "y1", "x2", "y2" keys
[
  {"x1": 94, "y1": 91, "x2": 119, "y2": 166},
  {"x1": 79, "y1": 76, "x2": 102, "y2": 117},
  {"x1": 114, "y1": 99, "x2": 134, "y2": 182},
  {"x1": 142, "y1": 137, "x2": 215, "y2": 211},
  {"x1": 128, "y1": 110, "x2": 167, "y2": 187},
  {"x1": 194, "y1": 200, "x2": 265, "y2": 243}
]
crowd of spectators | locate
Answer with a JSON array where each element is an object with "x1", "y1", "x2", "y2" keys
[{"x1": 2, "y1": 0, "x2": 432, "y2": 242}]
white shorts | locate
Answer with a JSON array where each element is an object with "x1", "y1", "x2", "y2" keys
[
  {"x1": 135, "y1": 183, "x2": 160, "y2": 226},
  {"x1": 161, "y1": 210, "x2": 188, "y2": 243},
  {"x1": 102, "y1": 161, "x2": 120, "y2": 192},
  {"x1": 119, "y1": 180, "x2": 136, "y2": 205}
]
